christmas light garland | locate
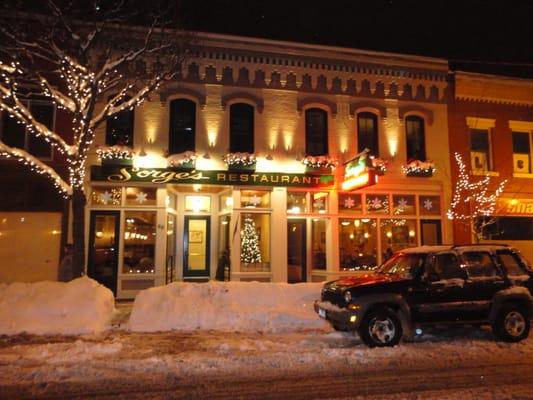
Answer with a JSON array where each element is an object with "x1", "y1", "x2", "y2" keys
[
  {"x1": 301, "y1": 155, "x2": 339, "y2": 169},
  {"x1": 447, "y1": 152, "x2": 507, "y2": 221},
  {"x1": 167, "y1": 151, "x2": 198, "y2": 167},
  {"x1": 370, "y1": 156, "x2": 388, "y2": 174},
  {"x1": 224, "y1": 152, "x2": 257, "y2": 166},
  {"x1": 401, "y1": 159, "x2": 436, "y2": 176},
  {"x1": 96, "y1": 145, "x2": 135, "y2": 160}
]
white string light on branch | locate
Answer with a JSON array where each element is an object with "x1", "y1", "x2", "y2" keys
[{"x1": 447, "y1": 152, "x2": 507, "y2": 221}]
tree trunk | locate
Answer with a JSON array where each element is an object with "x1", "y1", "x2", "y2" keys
[{"x1": 71, "y1": 187, "x2": 87, "y2": 278}]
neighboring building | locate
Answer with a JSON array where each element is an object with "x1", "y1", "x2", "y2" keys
[
  {"x1": 87, "y1": 32, "x2": 453, "y2": 298},
  {"x1": 448, "y1": 71, "x2": 533, "y2": 261},
  {"x1": 0, "y1": 94, "x2": 71, "y2": 282}
]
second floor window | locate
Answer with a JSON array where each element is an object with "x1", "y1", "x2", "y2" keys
[
  {"x1": 106, "y1": 97, "x2": 134, "y2": 147},
  {"x1": 305, "y1": 108, "x2": 328, "y2": 156},
  {"x1": 1, "y1": 100, "x2": 54, "y2": 159},
  {"x1": 357, "y1": 112, "x2": 379, "y2": 156},
  {"x1": 470, "y1": 128, "x2": 492, "y2": 171},
  {"x1": 230, "y1": 103, "x2": 254, "y2": 153},
  {"x1": 512, "y1": 131, "x2": 531, "y2": 173},
  {"x1": 405, "y1": 115, "x2": 426, "y2": 161},
  {"x1": 169, "y1": 98, "x2": 196, "y2": 154}
]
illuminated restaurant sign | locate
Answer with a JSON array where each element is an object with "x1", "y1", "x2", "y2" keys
[
  {"x1": 91, "y1": 166, "x2": 335, "y2": 188},
  {"x1": 497, "y1": 198, "x2": 533, "y2": 215},
  {"x1": 341, "y1": 151, "x2": 377, "y2": 191}
]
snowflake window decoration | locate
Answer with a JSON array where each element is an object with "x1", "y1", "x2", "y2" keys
[
  {"x1": 167, "y1": 151, "x2": 198, "y2": 167},
  {"x1": 224, "y1": 152, "x2": 257, "y2": 166},
  {"x1": 301, "y1": 155, "x2": 339, "y2": 169},
  {"x1": 96, "y1": 145, "x2": 135, "y2": 161},
  {"x1": 401, "y1": 159, "x2": 436, "y2": 176}
]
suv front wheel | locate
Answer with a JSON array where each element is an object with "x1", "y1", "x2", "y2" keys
[
  {"x1": 492, "y1": 304, "x2": 530, "y2": 342},
  {"x1": 359, "y1": 307, "x2": 403, "y2": 347}
]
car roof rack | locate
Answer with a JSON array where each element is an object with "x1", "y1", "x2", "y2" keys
[{"x1": 451, "y1": 243, "x2": 509, "y2": 248}]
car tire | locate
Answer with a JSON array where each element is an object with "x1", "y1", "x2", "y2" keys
[
  {"x1": 492, "y1": 304, "x2": 530, "y2": 342},
  {"x1": 359, "y1": 307, "x2": 403, "y2": 348}
]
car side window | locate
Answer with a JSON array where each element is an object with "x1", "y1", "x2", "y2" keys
[
  {"x1": 426, "y1": 253, "x2": 463, "y2": 281},
  {"x1": 496, "y1": 250, "x2": 527, "y2": 277},
  {"x1": 462, "y1": 252, "x2": 500, "y2": 279}
]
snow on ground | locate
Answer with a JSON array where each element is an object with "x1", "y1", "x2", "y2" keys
[
  {"x1": 129, "y1": 281, "x2": 328, "y2": 333},
  {"x1": 0, "y1": 277, "x2": 115, "y2": 335}
]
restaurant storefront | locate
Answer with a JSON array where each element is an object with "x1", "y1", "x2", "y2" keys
[{"x1": 87, "y1": 165, "x2": 445, "y2": 298}]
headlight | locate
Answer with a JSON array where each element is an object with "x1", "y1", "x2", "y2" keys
[{"x1": 344, "y1": 291, "x2": 352, "y2": 303}]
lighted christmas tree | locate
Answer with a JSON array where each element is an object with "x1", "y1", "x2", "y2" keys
[
  {"x1": 447, "y1": 152, "x2": 507, "y2": 242},
  {"x1": 241, "y1": 217, "x2": 262, "y2": 263}
]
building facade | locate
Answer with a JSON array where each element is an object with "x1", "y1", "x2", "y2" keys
[
  {"x1": 448, "y1": 71, "x2": 533, "y2": 262},
  {"x1": 84, "y1": 33, "x2": 453, "y2": 298}
]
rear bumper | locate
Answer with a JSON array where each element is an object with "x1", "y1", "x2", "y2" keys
[{"x1": 314, "y1": 300, "x2": 361, "y2": 331}]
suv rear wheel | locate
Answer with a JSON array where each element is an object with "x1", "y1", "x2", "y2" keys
[
  {"x1": 492, "y1": 304, "x2": 530, "y2": 342},
  {"x1": 359, "y1": 307, "x2": 403, "y2": 347}
]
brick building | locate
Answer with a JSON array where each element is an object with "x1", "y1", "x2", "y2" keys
[{"x1": 448, "y1": 71, "x2": 533, "y2": 261}]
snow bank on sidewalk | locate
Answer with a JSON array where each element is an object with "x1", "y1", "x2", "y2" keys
[
  {"x1": 129, "y1": 281, "x2": 328, "y2": 333},
  {"x1": 0, "y1": 277, "x2": 115, "y2": 335}
]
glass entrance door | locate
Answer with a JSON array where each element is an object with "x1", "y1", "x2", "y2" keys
[
  {"x1": 288, "y1": 219, "x2": 306, "y2": 283},
  {"x1": 183, "y1": 216, "x2": 210, "y2": 277},
  {"x1": 166, "y1": 213, "x2": 177, "y2": 284},
  {"x1": 88, "y1": 211, "x2": 120, "y2": 296},
  {"x1": 421, "y1": 219, "x2": 442, "y2": 245}
]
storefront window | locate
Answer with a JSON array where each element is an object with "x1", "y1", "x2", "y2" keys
[
  {"x1": 311, "y1": 192, "x2": 328, "y2": 214},
  {"x1": 166, "y1": 193, "x2": 177, "y2": 211},
  {"x1": 339, "y1": 218, "x2": 378, "y2": 271},
  {"x1": 91, "y1": 187, "x2": 122, "y2": 206},
  {"x1": 393, "y1": 195, "x2": 416, "y2": 215},
  {"x1": 419, "y1": 195, "x2": 441, "y2": 215},
  {"x1": 287, "y1": 192, "x2": 307, "y2": 214},
  {"x1": 240, "y1": 190, "x2": 270, "y2": 208},
  {"x1": 125, "y1": 187, "x2": 157, "y2": 206},
  {"x1": 311, "y1": 218, "x2": 327, "y2": 270},
  {"x1": 185, "y1": 195, "x2": 211, "y2": 212},
  {"x1": 219, "y1": 193, "x2": 233, "y2": 212},
  {"x1": 380, "y1": 219, "x2": 417, "y2": 259},
  {"x1": 240, "y1": 213, "x2": 270, "y2": 272},
  {"x1": 123, "y1": 211, "x2": 156, "y2": 274},
  {"x1": 338, "y1": 193, "x2": 363, "y2": 214},
  {"x1": 366, "y1": 194, "x2": 390, "y2": 214}
]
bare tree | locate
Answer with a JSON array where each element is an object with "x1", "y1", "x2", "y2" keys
[
  {"x1": 0, "y1": 1, "x2": 191, "y2": 277},
  {"x1": 446, "y1": 152, "x2": 507, "y2": 243}
]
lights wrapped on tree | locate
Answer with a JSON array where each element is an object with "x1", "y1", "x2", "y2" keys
[
  {"x1": 447, "y1": 152, "x2": 507, "y2": 242},
  {"x1": 240, "y1": 217, "x2": 262, "y2": 264}
]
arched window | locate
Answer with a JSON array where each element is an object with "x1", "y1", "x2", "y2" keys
[
  {"x1": 230, "y1": 103, "x2": 254, "y2": 153},
  {"x1": 405, "y1": 115, "x2": 426, "y2": 161},
  {"x1": 357, "y1": 112, "x2": 379, "y2": 156},
  {"x1": 169, "y1": 98, "x2": 196, "y2": 154},
  {"x1": 305, "y1": 108, "x2": 328, "y2": 156},
  {"x1": 106, "y1": 96, "x2": 134, "y2": 147}
]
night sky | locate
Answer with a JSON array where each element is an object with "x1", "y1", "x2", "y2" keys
[
  {"x1": 3, "y1": 0, "x2": 533, "y2": 77},
  {"x1": 178, "y1": 0, "x2": 533, "y2": 77}
]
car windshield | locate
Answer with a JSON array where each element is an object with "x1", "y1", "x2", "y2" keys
[{"x1": 377, "y1": 253, "x2": 427, "y2": 278}]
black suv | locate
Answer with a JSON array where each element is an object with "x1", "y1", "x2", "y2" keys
[{"x1": 314, "y1": 245, "x2": 533, "y2": 347}]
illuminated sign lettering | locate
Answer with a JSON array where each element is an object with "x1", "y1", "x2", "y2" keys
[
  {"x1": 91, "y1": 166, "x2": 335, "y2": 188},
  {"x1": 341, "y1": 150, "x2": 377, "y2": 191}
]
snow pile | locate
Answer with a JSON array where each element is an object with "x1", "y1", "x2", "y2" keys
[
  {"x1": 0, "y1": 277, "x2": 115, "y2": 335},
  {"x1": 129, "y1": 281, "x2": 328, "y2": 333}
]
